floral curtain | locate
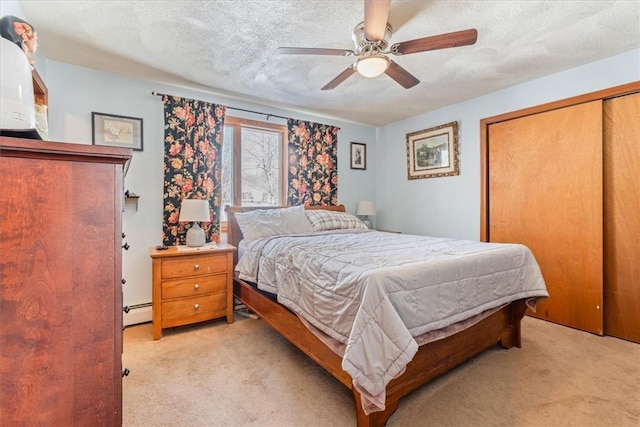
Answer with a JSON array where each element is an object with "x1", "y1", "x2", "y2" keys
[
  {"x1": 162, "y1": 95, "x2": 226, "y2": 246},
  {"x1": 287, "y1": 119, "x2": 339, "y2": 206}
]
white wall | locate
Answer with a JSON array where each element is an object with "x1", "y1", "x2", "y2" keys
[
  {"x1": 43, "y1": 61, "x2": 375, "y2": 324},
  {"x1": 375, "y1": 49, "x2": 640, "y2": 240}
]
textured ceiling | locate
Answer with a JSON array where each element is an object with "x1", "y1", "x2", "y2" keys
[{"x1": 18, "y1": 0, "x2": 640, "y2": 126}]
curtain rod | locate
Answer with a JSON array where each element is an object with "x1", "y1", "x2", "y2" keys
[{"x1": 151, "y1": 91, "x2": 289, "y2": 121}]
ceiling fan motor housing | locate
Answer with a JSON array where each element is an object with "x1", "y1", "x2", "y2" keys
[{"x1": 352, "y1": 21, "x2": 393, "y2": 54}]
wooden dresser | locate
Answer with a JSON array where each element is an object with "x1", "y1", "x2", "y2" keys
[
  {"x1": 149, "y1": 244, "x2": 235, "y2": 340},
  {"x1": 0, "y1": 137, "x2": 131, "y2": 425}
]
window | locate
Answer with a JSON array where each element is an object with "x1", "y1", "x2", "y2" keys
[{"x1": 220, "y1": 117, "x2": 287, "y2": 223}]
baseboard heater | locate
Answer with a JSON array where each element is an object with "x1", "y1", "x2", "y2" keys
[
  {"x1": 123, "y1": 302, "x2": 152, "y2": 326},
  {"x1": 124, "y1": 301, "x2": 261, "y2": 325},
  {"x1": 127, "y1": 302, "x2": 152, "y2": 310}
]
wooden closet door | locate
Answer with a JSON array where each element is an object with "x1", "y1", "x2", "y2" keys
[
  {"x1": 488, "y1": 101, "x2": 603, "y2": 334},
  {"x1": 603, "y1": 92, "x2": 640, "y2": 343}
]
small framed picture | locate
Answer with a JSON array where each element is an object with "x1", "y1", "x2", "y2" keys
[
  {"x1": 406, "y1": 121, "x2": 459, "y2": 179},
  {"x1": 350, "y1": 142, "x2": 366, "y2": 170},
  {"x1": 92, "y1": 112, "x2": 143, "y2": 151}
]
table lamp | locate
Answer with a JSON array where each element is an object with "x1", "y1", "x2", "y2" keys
[
  {"x1": 178, "y1": 199, "x2": 210, "y2": 247},
  {"x1": 356, "y1": 200, "x2": 376, "y2": 229}
]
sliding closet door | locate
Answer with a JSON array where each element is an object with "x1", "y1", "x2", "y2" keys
[
  {"x1": 488, "y1": 101, "x2": 603, "y2": 334},
  {"x1": 603, "y1": 92, "x2": 640, "y2": 343}
]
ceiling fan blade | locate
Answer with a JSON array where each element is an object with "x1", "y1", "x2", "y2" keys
[
  {"x1": 364, "y1": 0, "x2": 391, "y2": 41},
  {"x1": 385, "y1": 60, "x2": 419, "y2": 89},
  {"x1": 391, "y1": 29, "x2": 478, "y2": 55},
  {"x1": 278, "y1": 47, "x2": 355, "y2": 56},
  {"x1": 321, "y1": 66, "x2": 357, "y2": 90}
]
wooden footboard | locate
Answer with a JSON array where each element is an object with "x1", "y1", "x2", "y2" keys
[
  {"x1": 235, "y1": 277, "x2": 527, "y2": 427},
  {"x1": 378, "y1": 299, "x2": 527, "y2": 425}
]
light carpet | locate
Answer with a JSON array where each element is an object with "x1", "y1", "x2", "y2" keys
[{"x1": 123, "y1": 316, "x2": 640, "y2": 427}]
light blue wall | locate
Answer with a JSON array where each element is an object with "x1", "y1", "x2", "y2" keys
[
  {"x1": 3, "y1": 0, "x2": 377, "y2": 322},
  {"x1": 375, "y1": 48, "x2": 640, "y2": 239},
  {"x1": 44, "y1": 61, "x2": 375, "y2": 323}
]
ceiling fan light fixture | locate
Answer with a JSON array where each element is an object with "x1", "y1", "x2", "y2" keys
[{"x1": 356, "y1": 54, "x2": 390, "y2": 78}]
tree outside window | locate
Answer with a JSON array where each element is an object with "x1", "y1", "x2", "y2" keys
[{"x1": 220, "y1": 117, "x2": 286, "y2": 223}]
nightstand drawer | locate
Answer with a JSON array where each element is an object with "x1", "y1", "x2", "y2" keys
[
  {"x1": 161, "y1": 273, "x2": 227, "y2": 300},
  {"x1": 161, "y1": 254, "x2": 227, "y2": 279},
  {"x1": 161, "y1": 293, "x2": 227, "y2": 324}
]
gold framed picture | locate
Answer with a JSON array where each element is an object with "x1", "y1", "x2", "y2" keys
[{"x1": 406, "y1": 121, "x2": 459, "y2": 179}]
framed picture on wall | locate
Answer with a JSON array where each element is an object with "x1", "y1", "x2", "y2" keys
[
  {"x1": 406, "y1": 121, "x2": 459, "y2": 179},
  {"x1": 92, "y1": 112, "x2": 143, "y2": 151},
  {"x1": 350, "y1": 142, "x2": 366, "y2": 170}
]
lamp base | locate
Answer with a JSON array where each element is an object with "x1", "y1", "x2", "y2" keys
[
  {"x1": 361, "y1": 215, "x2": 373, "y2": 229},
  {"x1": 185, "y1": 222, "x2": 206, "y2": 247}
]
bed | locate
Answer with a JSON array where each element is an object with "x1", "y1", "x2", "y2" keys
[{"x1": 226, "y1": 204, "x2": 548, "y2": 427}]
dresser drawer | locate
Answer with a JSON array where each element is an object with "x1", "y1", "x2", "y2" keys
[
  {"x1": 161, "y1": 273, "x2": 227, "y2": 300},
  {"x1": 161, "y1": 293, "x2": 227, "y2": 325},
  {"x1": 161, "y1": 254, "x2": 228, "y2": 279}
]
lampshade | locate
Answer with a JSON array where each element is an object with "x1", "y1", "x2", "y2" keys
[
  {"x1": 356, "y1": 55, "x2": 390, "y2": 78},
  {"x1": 357, "y1": 201, "x2": 376, "y2": 216},
  {"x1": 178, "y1": 199, "x2": 210, "y2": 223},
  {"x1": 178, "y1": 199, "x2": 210, "y2": 247}
]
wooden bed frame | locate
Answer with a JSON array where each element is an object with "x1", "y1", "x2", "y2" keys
[{"x1": 226, "y1": 205, "x2": 528, "y2": 427}]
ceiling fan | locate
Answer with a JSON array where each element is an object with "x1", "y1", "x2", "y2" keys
[{"x1": 277, "y1": 0, "x2": 478, "y2": 90}]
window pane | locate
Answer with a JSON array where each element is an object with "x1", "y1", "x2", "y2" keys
[
  {"x1": 241, "y1": 127, "x2": 280, "y2": 207},
  {"x1": 220, "y1": 126, "x2": 234, "y2": 221}
]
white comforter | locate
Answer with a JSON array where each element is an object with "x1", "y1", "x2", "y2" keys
[{"x1": 236, "y1": 230, "x2": 548, "y2": 412}]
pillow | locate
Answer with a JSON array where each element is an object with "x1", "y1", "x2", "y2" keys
[
  {"x1": 305, "y1": 209, "x2": 368, "y2": 232},
  {"x1": 234, "y1": 205, "x2": 313, "y2": 241}
]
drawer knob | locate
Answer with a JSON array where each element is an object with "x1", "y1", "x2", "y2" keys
[
  {"x1": 194, "y1": 264, "x2": 200, "y2": 271},
  {"x1": 194, "y1": 303, "x2": 200, "y2": 310},
  {"x1": 194, "y1": 283, "x2": 200, "y2": 290}
]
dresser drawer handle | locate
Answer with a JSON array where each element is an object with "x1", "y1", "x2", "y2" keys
[
  {"x1": 194, "y1": 264, "x2": 200, "y2": 271},
  {"x1": 194, "y1": 283, "x2": 200, "y2": 290},
  {"x1": 194, "y1": 303, "x2": 200, "y2": 310}
]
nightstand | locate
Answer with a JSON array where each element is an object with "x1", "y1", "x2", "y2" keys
[{"x1": 149, "y1": 244, "x2": 235, "y2": 340}]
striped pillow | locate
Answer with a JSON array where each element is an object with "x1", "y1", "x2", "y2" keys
[{"x1": 305, "y1": 210, "x2": 368, "y2": 231}]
